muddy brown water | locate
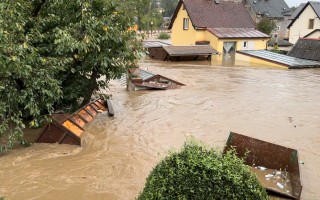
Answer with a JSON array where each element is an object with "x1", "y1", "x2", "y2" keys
[{"x1": 1, "y1": 56, "x2": 320, "y2": 200}]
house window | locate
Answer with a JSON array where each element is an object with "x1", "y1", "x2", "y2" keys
[
  {"x1": 243, "y1": 41, "x2": 248, "y2": 48},
  {"x1": 183, "y1": 18, "x2": 189, "y2": 30},
  {"x1": 277, "y1": 26, "x2": 280, "y2": 31},
  {"x1": 183, "y1": 4, "x2": 186, "y2": 10},
  {"x1": 309, "y1": 19, "x2": 314, "y2": 29}
]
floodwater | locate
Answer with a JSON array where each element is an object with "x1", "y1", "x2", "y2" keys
[{"x1": 1, "y1": 56, "x2": 320, "y2": 200}]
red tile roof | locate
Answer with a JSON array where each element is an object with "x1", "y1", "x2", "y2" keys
[
  {"x1": 169, "y1": 0, "x2": 256, "y2": 29},
  {"x1": 208, "y1": 28, "x2": 269, "y2": 38}
]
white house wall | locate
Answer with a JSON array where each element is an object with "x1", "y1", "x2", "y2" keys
[{"x1": 305, "y1": 30, "x2": 320, "y2": 39}]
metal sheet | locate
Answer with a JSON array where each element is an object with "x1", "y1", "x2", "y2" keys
[
  {"x1": 208, "y1": 28, "x2": 269, "y2": 38},
  {"x1": 143, "y1": 40, "x2": 171, "y2": 48},
  {"x1": 224, "y1": 132, "x2": 302, "y2": 199},
  {"x1": 163, "y1": 45, "x2": 218, "y2": 56},
  {"x1": 238, "y1": 50, "x2": 320, "y2": 68}
]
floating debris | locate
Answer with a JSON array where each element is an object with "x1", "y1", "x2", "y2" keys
[
  {"x1": 256, "y1": 166, "x2": 267, "y2": 171},
  {"x1": 277, "y1": 182, "x2": 284, "y2": 189},
  {"x1": 127, "y1": 68, "x2": 185, "y2": 91},
  {"x1": 224, "y1": 132, "x2": 302, "y2": 199},
  {"x1": 265, "y1": 174, "x2": 274, "y2": 178},
  {"x1": 36, "y1": 98, "x2": 114, "y2": 146}
]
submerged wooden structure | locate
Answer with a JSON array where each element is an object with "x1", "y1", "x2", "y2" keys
[
  {"x1": 161, "y1": 45, "x2": 219, "y2": 61},
  {"x1": 143, "y1": 41, "x2": 218, "y2": 61},
  {"x1": 224, "y1": 132, "x2": 302, "y2": 199},
  {"x1": 127, "y1": 68, "x2": 185, "y2": 91},
  {"x1": 36, "y1": 98, "x2": 114, "y2": 146}
]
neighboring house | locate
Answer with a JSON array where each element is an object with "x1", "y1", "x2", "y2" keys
[
  {"x1": 243, "y1": 0, "x2": 292, "y2": 39},
  {"x1": 287, "y1": 38, "x2": 320, "y2": 61},
  {"x1": 267, "y1": 38, "x2": 292, "y2": 47},
  {"x1": 168, "y1": 0, "x2": 269, "y2": 54},
  {"x1": 287, "y1": 1, "x2": 320, "y2": 44}
]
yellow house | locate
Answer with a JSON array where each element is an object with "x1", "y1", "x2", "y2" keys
[{"x1": 168, "y1": 0, "x2": 269, "y2": 54}]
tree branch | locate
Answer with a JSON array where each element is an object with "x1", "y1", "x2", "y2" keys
[{"x1": 32, "y1": 0, "x2": 46, "y2": 17}]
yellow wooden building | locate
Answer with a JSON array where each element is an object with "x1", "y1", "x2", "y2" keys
[{"x1": 168, "y1": 0, "x2": 269, "y2": 54}]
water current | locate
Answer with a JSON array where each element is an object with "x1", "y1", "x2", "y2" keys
[{"x1": 0, "y1": 56, "x2": 320, "y2": 200}]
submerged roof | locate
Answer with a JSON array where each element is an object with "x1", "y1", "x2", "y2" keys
[
  {"x1": 245, "y1": 0, "x2": 291, "y2": 18},
  {"x1": 163, "y1": 45, "x2": 218, "y2": 56},
  {"x1": 128, "y1": 68, "x2": 155, "y2": 81},
  {"x1": 267, "y1": 38, "x2": 292, "y2": 47},
  {"x1": 128, "y1": 68, "x2": 185, "y2": 90},
  {"x1": 288, "y1": 2, "x2": 320, "y2": 28},
  {"x1": 289, "y1": 3, "x2": 306, "y2": 20},
  {"x1": 169, "y1": 0, "x2": 255, "y2": 29},
  {"x1": 143, "y1": 40, "x2": 171, "y2": 48},
  {"x1": 237, "y1": 50, "x2": 320, "y2": 69},
  {"x1": 287, "y1": 38, "x2": 320, "y2": 61},
  {"x1": 208, "y1": 28, "x2": 269, "y2": 38}
]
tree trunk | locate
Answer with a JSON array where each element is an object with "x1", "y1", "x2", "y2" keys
[
  {"x1": 80, "y1": 68, "x2": 98, "y2": 107},
  {"x1": 32, "y1": 0, "x2": 46, "y2": 17}
]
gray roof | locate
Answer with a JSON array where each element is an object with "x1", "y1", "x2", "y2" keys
[
  {"x1": 237, "y1": 50, "x2": 320, "y2": 69},
  {"x1": 143, "y1": 40, "x2": 171, "y2": 48},
  {"x1": 288, "y1": 2, "x2": 320, "y2": 28},
  {"x1": 118, "y1": 69, "x2": 155, "y2": 86},
  {"x1": 246, "y1": 0, "x2": 291, "y2": 18},
  {"x1": 208, "y1": 28, "x2": 269, "y2": 38},
  {"x1": 310, "y1": 1, "x2": 320, "y2": 17},
  {"x1": 140, "y1": 69, "x2": 156, "y2": 81},
  {"x1": 287, "y1": 38, "x2": 320, "y2": 61},
  {"x1": 163, "y1": 45, "x2": 218, "y2": 56},
  {"x1": 289, "y1": 3, "x2": 306, "y2": 20},
  {"x1": 267, "y1": 38, "x2": 292, "y2": 47}
]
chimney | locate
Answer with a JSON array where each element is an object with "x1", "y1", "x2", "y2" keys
[{"x1": 214, "y1": 0, "x2": 220, "y2": 4}]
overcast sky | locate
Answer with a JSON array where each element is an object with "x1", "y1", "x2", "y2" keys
[{"x1": 285, "y1": 0, "x2": 311, "y2": 7}]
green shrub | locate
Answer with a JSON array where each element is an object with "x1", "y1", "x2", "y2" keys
[
  {"x1": 269, "y1": 49, "x2": 288, "y2": 55},
  {"x1": 138, "y1": 140, "x2": 267, "y2": 200},
  {"x1": 157, "y1": 32, "x2": 171, "y2": 40}
]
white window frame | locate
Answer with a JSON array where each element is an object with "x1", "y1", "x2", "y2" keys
[
  {"x1": 243, "y1": 41, "x2": 248, "y2": 48},
  {"x1": 183, "y1": 18, "x2": 189, "y2": 30}
]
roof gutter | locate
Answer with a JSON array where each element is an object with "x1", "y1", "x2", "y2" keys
[{"x1": 194, "y1": 26, "x2": 207, "y2": 30}]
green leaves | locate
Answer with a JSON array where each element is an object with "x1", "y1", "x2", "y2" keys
[
  {"x1": 257, "y1": 17, "x2": 276, "y2": 35},
  {"x1": 0, "y1": 0, "x2": 141, "y2": 152},
  {"x1": 138, "y1": 140, "x2": 268, "y2": 200}
]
